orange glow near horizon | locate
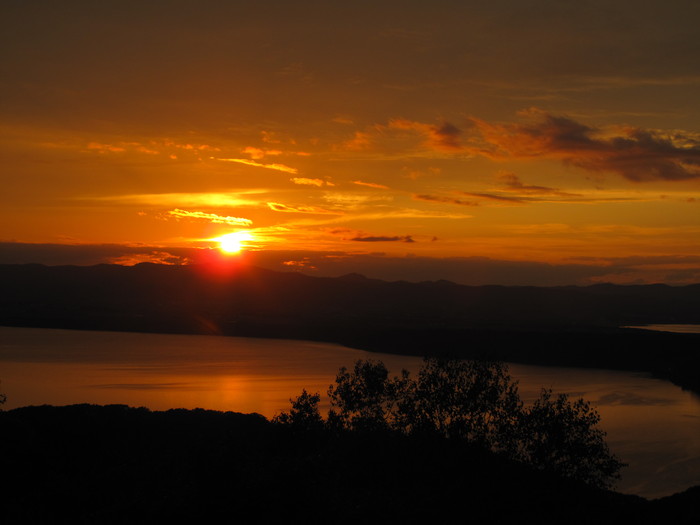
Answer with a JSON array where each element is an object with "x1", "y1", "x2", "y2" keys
[{"x1": 2, "y1": 4, "x2": 700, "y2": 285}]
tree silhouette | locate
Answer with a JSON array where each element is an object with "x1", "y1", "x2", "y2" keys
[
  {"x1": 394, "y1": 358, "x2": 522, "y2": 452},
  {"x1": 272, "y1": 389, "x2": 324, "y2": 432},
  {"x1": 277, "y1": 357, "x2": 625, "y2": 489},
  {"x1": 515, "y1": 388, "x2": 624, "y2": 489},
  {"x1": 326, "y1": 359, "x2": 406, "y2": 432}
]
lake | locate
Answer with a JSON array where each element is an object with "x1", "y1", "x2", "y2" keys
[
  {"x1": 625, "y1": 324, "x2": 700, "y2": 334},
  {"x1": 0, "y1": 326, "x2": 698, "y2": 499}
]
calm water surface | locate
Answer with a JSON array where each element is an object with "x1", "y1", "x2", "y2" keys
[
  {"x1": 1, "y1": 326, "x2": 698, "y2": 499},
  {"x1": 624, "y1": 324, "x2": 700, "y2": 334}
]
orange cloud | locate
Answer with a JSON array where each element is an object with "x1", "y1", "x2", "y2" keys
[
  {"x1": 352, "y1": 180, "x2": 390, "y2": 189},
  {"x1": 261, "y1": 131, "x2": 281, "y2": 144},
  {"x1": 282, "y1": 258, "x2": 317, "y2": 269},
  {"x1": 86, "y1": 142, "x2": 127, "y2": 153},
  {"x1": 459, "y1": 192, "x2": 525, "y2": 204},
  {"x1": 108, "y1": 251, "x2": 190, "y2": 266},
  {"x1": 413, "y1": 194, "x2": 479, "y2": 207},
  {"x1": 266, "y1": 202, "x2": 337, "y2": 214},
  {"x1": 388, "y1": 119, "x2": 462, "y2": 151},
  {"x1": 342, "y1": 131, "x2": 373, "y2": 151},
  {"x1": 336, "y1": 119, "x2": 463, "y2": 155},
  {"x1": 163, "y1": 141, "x2": 220, "y2": 152},
  {"x1": 85, "y1": 139, "x2": 222, "y2": 157},
  {"x1": 215, "y1": 157, "x2": 298, "y2": 174},
  {"x1": 167, "y1": 209, "x2": 253, "y2": 226},
  {"x1": 495, "y1": 172, "x2": 577, "y2": 196},
  {"x1": 291, "y1": 177, "x2": 328, "y2": 187},
  {"x1": 242, "y1": 147, "x2": 266, "y2": 159},
  {"x1": 135, "y1": 145, "x2": 159, "y2": 155},
  {"x1": 96, "y1": 192, "x2": 264, "y2": 207},
  {"x1": 242, "y1": 146, "x2": 283, "y2": 159},
  {"x1": 336, "y1": 112, "x2": 700, "y2": 182},
  {"x1": 470, "y1": 111, "x2": 700, "y2": 181}
]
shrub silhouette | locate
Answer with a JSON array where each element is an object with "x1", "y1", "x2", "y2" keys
[
  {"x1": 393, "y1": 358, "x2": 522, "y2": 453},
  {"x1": 326, "y1": 359, "x2": 403, "y2": 432},
  {"x1": 271, "y1": 389, "x2": 324, "y2": 432},
  {"x1": 276, "y1": 357, "x2": 625, "y2": 489},
  {"x1": 515, "y1": 388, "x2": 624, "y2": 488}
]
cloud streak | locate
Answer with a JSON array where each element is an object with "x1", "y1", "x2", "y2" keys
[
  {"x1": 291, "y1": 177, "x2": 329, "y2": 187},
  {"x1": 215, "y1": 158, "x2": 299, "y2": 174},
  {"x1": 267, "y1": 202, "x2": 339, "y2": 214},
  {"x1": 352, "y1": 180, "x2": 390, "y2": 189},
  {"x1": 495, "y1": 172, "x2": 579, "y2": 197},
  {"x1": 167, "y1": 209, "x2": 253, "y2": 226},
  {"x1": 413, "y1": 194, "x2": 479, "y2": 206},
  {"x1": 458, "y1": 192, "x2": 524, "y2": 204},
  {"x1": 94, "y1": 192, "x2": 265, "y2": 207},
  {"x1": 350, "y1": 235, "x2": 415, "y2": 243}
]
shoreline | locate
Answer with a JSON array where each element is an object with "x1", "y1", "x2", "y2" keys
[
  {"x1": 2, "y1": 324, "x2": 697, "y2": 502},
  {"x1": 3, "y1": 320, "x2": 699, "y2": 396}
]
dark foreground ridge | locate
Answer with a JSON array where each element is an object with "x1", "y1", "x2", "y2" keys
[
  {"x1": 2, "y1": 262, "x2": 700, "y2": 393},
  {"x1": 1, "y1": 404, "x2": 697, "y2": 524}
]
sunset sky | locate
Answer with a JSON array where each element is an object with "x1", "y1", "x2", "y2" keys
[{"x1": 2, "y1": 1, "x2": 700, "y2": 285}]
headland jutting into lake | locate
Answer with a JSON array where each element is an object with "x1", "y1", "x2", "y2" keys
[{"x1": 2, "y1": 263, "x2": 700, "y2": 394}]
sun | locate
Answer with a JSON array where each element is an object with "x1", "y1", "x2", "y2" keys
[{"x1": 213, "y1": 232, "x2": 252, "y2": 254}]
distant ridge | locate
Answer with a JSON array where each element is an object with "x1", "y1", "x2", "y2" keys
[
  {"x1": 2, "y1": 262, "x2": 699, "y2": 326},
  {"x1": 1, "y1": 263, "x2": 699, "y2": 392},
  {"x1": 336, "y1": 272, "x2": 373, "y2": 282}
]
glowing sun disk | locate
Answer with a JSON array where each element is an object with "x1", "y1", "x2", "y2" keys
[{"x1": 214, "y1": 232, "x2": 252, "y2": 254}]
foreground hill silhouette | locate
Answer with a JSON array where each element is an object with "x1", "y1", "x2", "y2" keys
[
  {"x1": 1, "y1": 262, "x2": 700, "y2": 391},
  {"x1": 1, "y1": 404, "x2": 697, "y2": 524}
]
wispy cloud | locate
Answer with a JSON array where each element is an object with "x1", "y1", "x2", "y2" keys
[
  {"x1": 341, "y1": 131, "x2": 373, "y2": 151},
  {"x1": 495, "y1": 172, "x2": 579, "y2": 196},
  {"x1": 215, "y1": 157, "x2": 299, "y2": 174},
  {"x1": 86, "y1": 142, "x2": 127, "y2": 153},
  {"x1": 331, "y1": 119, "x2": 475, "y2": 161},
  {"x1": 388, "y1": 119, "x2": 462, "y2": 151},
  {"x1": 267, "y1": 202, "x2": 339, "y2": 214},
  {"x1": 163, "y1": 141, "x2": 221, "y2": 152},
  {"x1": 458, "y1": 192, "x2": 525, "y2": 204},
  {"x1": 352, "y1": 180, "x2": 390, "y2": 189},
  {"x1": 322, "y1": 192, "x2": 394, "y2": 209},
  {"x1": 353, "y1": 208, "x2": 474, "y2": 221},
  {"x1": 85, "y1": 141, "x2": 158, "y2": 155},
  {"x1": 167, "y1": 209, "x2": 253, "y2": 226},
  {"x1": 413, "y1": 194, "x2": 479, "y2": 206},
  {"x1": 291, "y1": 177, "x2": 332, "y2": 187},
  {"x1": 417, "y1": 184, "x2": 657, "y2": 207},
  {"x1": 242, "y1": 146, "x2": 282, "y2": 159},
  {"x1": 83, "y1": 139, "x2": 221, "y2": 157},
  {"x1": 91, "y1": 192, "x2": 265, "y2": 207},
  {"x1": 350, "y1": 235, "x2": 415, "y2": 243}
]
